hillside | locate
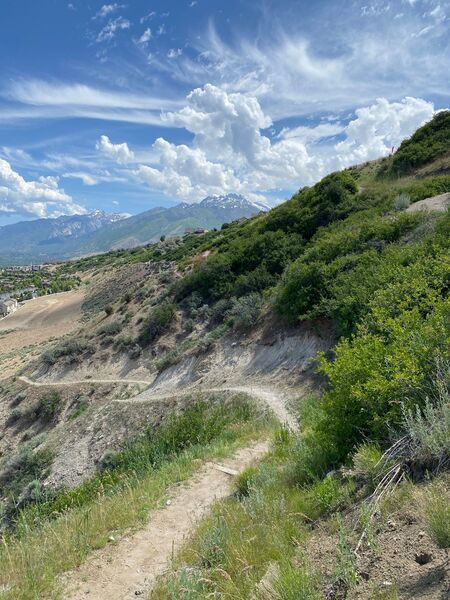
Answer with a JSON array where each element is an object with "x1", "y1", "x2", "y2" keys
[
  {"x1": 0, "y1": 194, "x2": 265, "y2": 265},
  {"x1": 0, "y1": 113, "x2": 449, "y2": 600}
]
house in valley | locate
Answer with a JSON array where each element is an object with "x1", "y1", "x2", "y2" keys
[{"x1": 0, "y1": 298, "x2": 18, "y2": 316}]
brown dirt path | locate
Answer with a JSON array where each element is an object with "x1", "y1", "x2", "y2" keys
[{"x1": 63, "y1": 440, "x2": 270, "y2": 600}]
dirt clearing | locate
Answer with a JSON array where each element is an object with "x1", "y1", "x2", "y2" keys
[
  {"x1": 0, "y1": 290, "x2": 84, "y2": 355},
  {"x1": 406, "y1": 192, "x2": 450, "y2": 213},
  {"x1": 63, "y1": 441, "x2": 270, "y2": 600}
]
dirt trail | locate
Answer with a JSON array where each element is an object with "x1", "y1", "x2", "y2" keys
[
  {"x1": 64, "y1": 440, "x2": 270, "y2": 600},
  {"x1": 19, "y1": 375, "x2": 298, "y2": 431},
  {"x1": 18, "y1": 375, "x2": 151, "y2": 387}
]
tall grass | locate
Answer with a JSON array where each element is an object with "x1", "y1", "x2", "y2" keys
[{"x1": 0, "y1": 394, "x2": 272, "y2": 600}]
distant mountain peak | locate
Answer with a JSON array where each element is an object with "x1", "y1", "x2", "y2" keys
[{"x1": 198, "y1": 193, "x2": 269, "y2": 211}]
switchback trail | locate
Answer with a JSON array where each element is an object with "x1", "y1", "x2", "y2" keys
[
  {"x1": 18, "y1": 375, "x2": 151, "y2": 387},
  {"x1": 63, "y1": 440, "x2": 270, "y2": 600},
  {"x1": 19, "y1": 376, "x2": 298, "y2": 430}
]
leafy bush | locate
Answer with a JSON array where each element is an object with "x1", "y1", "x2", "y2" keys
[
  {"x1": 351, "y1": 443, "x2": 383, "y2": 486},
  {"x1": 42, "y1": 338, "x2": 92, "y2": 365},
  {"x1": 98, "y1": 321, "x2": 122, "y2": 336},
  {"x1": 385, "y1": 111, "x2": 450, "y2": 176},
  {"x1": 229, "y1": 293, "x2": 263, "y2": 329},
  {"x1": 138, "y1": 303, "x2": 176, "y2": 346},
  {"x1": 105, "y1": 305, "x2": 114, "y2": 316},
  {"x1": 0, "y1": 445, "x2": 53, "y2": 507},
  {"x1": 394, "y1": 193, "x2": 411, "y2": 210},
  {"x1": 38, "y1": 391, "x2": 63, "y2": 422},
  {"x1": 295, "y1": 477, "x2": 355, "y2": 521},
  {"x1": 402, "y1": 360, "x2": 450, "y2": 465}
]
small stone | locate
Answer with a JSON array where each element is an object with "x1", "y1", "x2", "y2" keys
[
  {"x1": 381, "y1": 581, "x2": 393, "y2": 588},
  {"x1": 108, "y1": 535, "x2": 115, "y2": 542},
  {"x1": 135, "y1": 591, "x2": 144, "y2": 596},
  {"x1": 166, "y1": 499, "x2": 172, "y2": 506},
  {"x1": 418, "y1": 530, "x2": 426, "y2": 538},
  {"x1": 415, "y1": 552, "x2": 432, "y2": 565}
]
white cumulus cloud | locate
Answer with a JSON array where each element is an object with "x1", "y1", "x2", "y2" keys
[
  {"x1": 96, "y1": 135, "x2": 135, "y2": 164},
  {"x1": 135, "y1": 85, "x2": 436, "y2": 202},
  {"x1": 0, "y1": 158, "x2": 85, "y2": 218}
]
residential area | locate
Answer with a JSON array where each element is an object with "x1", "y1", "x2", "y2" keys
[{"x1": 0, "y1": 264, "x2": 81, "y2": 316}]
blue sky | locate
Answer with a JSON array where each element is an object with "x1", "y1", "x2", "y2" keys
[{"x1": 0, "y1": 0, "x2": 449, "y2": 225}]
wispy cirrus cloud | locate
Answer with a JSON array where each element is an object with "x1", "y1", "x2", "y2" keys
[{"x1": 0, "y1": 79, "x2": 182, "y2": 125}]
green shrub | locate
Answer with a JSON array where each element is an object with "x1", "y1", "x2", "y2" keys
[
  {"x1": 318, "y1": 295, "x2": 450, "y2": 461},
  {"x1": 385, "y1": 111, "x2": 450, "y2": 176},
  {"x1": 104, "y1": 305, "x2": 114, "y2": 316},
  {"x1": 229, "y1": 293, "x2": 263, "y2": 329},
  {"x1": 394, "y1": 193, "x2": 411, "y2": 210},
  {"x1": 42, "y1": 338, "x2": 92, "y2": 365},
  {"x1": 295, "y1": 477, "x2": 355, "y2": 521},
  {"x1": 138, "y1": 303, "x2": 176, "y2": 346},
  {"x1": 8, "y1": 408, "x2": 23, "y2": 424},
  {"x1": 234, "y1": 466, "x2": 258, "y2": 498},
  {"x1": 0, "y1": 446, "x2": 53, "y2": 506},
  {"x1": 38, "y1": 391, "x2": 63, "y2": 421},
  {"x1": 351, "y1": 443, "x2": 383, "y2": 485},
  {"x1": 424, "y1": 482, "x2": 450, "y2": 548},
  {"x1": 98, "y1": 321, "x2": 122, "y2": 336},
  {"x1": 402, "y1": 361, "x2": 450, "y2": 464}
]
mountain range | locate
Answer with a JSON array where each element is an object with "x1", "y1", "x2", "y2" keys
[{"x1": 0, "y1": 194, "x2": 266, "y2": 265}]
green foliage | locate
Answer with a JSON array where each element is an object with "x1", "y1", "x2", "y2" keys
[
  {"x1": 234, "y1": 466, "x2": 258, "y2": 498},
  {"x1": 98, "y1": 321, "x2": 122, "y2": 336},
  {"x1": 351, "y1": 443, "x2": 383, "y2": 485},
  {"x1": 318, "y1": 295, "x2": 450, "y2": 461},
  {"x1": 138, "y1": 303, "x2": 176, "y2": 346},
  {"x1": 276, "y1": 209, "x2": 425, "y2": 331},
  {"x1": 265, "y1": 564, "x2": 321, "y2": 600},
  {"x1": 0, "y1": 445, "x2": 53, "y2": 508},
  {"x1": 385, "y1": 111, "x2": 450, "y2": 176},
  {"x1": 42, "y1": 338, "x2": 93, "y2": 365},
  {"x1": 424, "y1": 482, "x2": 450, "y2": 548},
  {"x1": 402, "y1": 360, "x2": 450, "y2": 464},
  {"x1": 38, "y1": 392, "x2": 63, "y2": 422},
  {"x1": 403, "y1": 175, "x2": 450, "y2": 202},
  {"x1": 294, "y1": 476, "x2": 355, "y2": 521},
  {"x1": 104, "y1": 305, "x2": 114, "y2": 316},
  {"x1": 229, "y1": 293, "x2": 263, "y2": 329}
]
